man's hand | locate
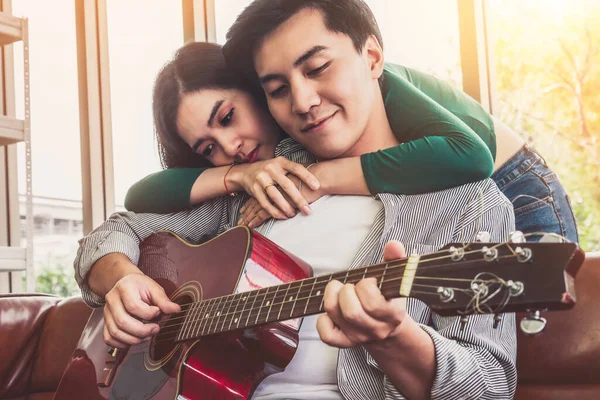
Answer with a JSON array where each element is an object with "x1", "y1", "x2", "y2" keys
[
  {"x1": 103, "y1": 273, "x2": 181, "y2": 348},
  {"x1": 317, "y1": 241, "x2": 408, "y2": 348},
  {"x1": 317, "y1": 241, "x2": 435, "y2": 399}
]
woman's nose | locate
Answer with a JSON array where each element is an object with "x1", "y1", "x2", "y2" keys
[{"x1": 223, "y1": 137, "x2": 243, "y2": 158}]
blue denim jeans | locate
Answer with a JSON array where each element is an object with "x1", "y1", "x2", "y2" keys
[{"x1": 491, "y1": 144, "x2": 579, "y2": 243}]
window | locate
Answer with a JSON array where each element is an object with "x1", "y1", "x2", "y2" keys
[
  {"x1": 489, "y1": 0, "x2": 600, "y2": 250},
  {"x1": 53, "y1": 218, "x2": 71, "y2": 235},
  {"x1": 215, "y1": 0, "x2": 462, "y2": 86},
  {"x1": 365, "y1": 0, "x2": 462, "y2": 87},
  {"x1": 13, "y1": 0, "x2": 83, "y2": 293},
  {"x1": 106, "y1": 0, "x2": 184, "y2": 207},
  {"x1": 215, "y1": 0, "x2": 253, "y2": 44}
]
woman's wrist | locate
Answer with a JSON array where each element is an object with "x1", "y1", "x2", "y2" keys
[
  {"x1": 225, "y1": 164, "x2": 248, "y2": 193},
  {"x1": 314, "y1": 157, "x2": 368, "y2": 196},
  {"x1": 309, "y1": 162, "x2": 331, "y2": 196}
]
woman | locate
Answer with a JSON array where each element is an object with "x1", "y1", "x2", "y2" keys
[{"x1": 127, "y1": 41, "x2": 578, "y2": 242}]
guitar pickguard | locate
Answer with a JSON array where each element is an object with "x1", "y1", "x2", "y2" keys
[{"x1": 110, "y1": 350, "x2": 171, "y2": 400}]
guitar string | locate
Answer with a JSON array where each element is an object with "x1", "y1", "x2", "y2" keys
[
  {"x1": 126, "y1": 286, "x2": 447, "y2": 356},
  {"x1": 170, "y1": 241, "x2": 516, "y2": 314},
  {"x1": 126, "y1": 235, "x2": 571, "y2": 353},
  {"x1": 154, "y1": 256, "x2": 518, "y2": 344},
  {"x1": 158, "y1": 251, "x2": 518, "y2": 331},
  {"x1": 158, "y1": 274, "x2": 497, "y2": 330}
]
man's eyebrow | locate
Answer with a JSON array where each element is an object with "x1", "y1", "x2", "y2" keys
[
  {"x1": 207, "y1": 100, "x2": 224, "y2": 127},
  {"x1": 293, "y1": 45, "x2": 328, "y2": 68},
  {"x1": 258, "y1": 45, "x2": 329, "y2": 86}
]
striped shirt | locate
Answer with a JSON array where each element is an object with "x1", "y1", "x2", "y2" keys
[{"x1": 74, "y1": 138, "x2": 517, "y2": 399}]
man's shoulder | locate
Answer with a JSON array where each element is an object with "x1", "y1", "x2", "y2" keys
[
  {"x1": 384, "y1": 178, "x2": 511, "y2": 213},
  {"x1": 430, "y1": 178, "x2": 510, "y2": 209},
  {"x1": 274, "y1": 137, "x2": 316, "y2": 163},
  {"x1": 111, "y1": 194, "x2": 232, "y2": 222}
]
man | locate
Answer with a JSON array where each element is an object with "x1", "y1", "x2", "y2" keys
[{"x1": 74, "y1": 1, "x2": 517, "y2": 399}]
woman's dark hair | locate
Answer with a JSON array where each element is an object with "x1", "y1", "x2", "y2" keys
[{"x1": 153, "y1": 41, "x2": 265, "y2": 169}]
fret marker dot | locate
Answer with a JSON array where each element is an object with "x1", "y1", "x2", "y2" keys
[
  {"x1": 289, "y1": 296, "x2": 293, "y2": 301},
  {"x1": 234, "y1": 318, "x2": 238, "y2": 323},
  {"x1": 205, "y1": 313, "x2": 209, "y2": 318},
  {"x1": 216, "y1": 311, "x2": 221, "y2": 316},
  {"x1": 317, "y1": 290, "x2": 321, "y2": 296},
  {"x1": 266, "y1": 301, "x2": 271, "y2": 306}
]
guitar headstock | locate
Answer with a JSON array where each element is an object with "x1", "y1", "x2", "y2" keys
[{"x1": 410, "y1": 242, "x2": 584, "y2": 317}]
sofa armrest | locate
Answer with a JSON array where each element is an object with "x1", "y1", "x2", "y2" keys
[
  {"x1": 31, "y1": 296, "x2": 93, "y2": 393},
  {"x1": 0, "y1": 294, "x2": 92, "y2": 399}
]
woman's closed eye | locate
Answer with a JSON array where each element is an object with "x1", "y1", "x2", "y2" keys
[
  {"x1": 220, "y1": 109, "x2": 234, "y2": 126},
  {"x1": 201, "y1": 143, "x2": 214, "y2": 157}
]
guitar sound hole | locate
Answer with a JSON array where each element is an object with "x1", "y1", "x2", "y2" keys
[{"x1": 149, "y1": 295, "x2": 191, "y2": 362}]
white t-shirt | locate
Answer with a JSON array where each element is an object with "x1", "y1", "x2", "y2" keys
[{"x1": 252, "y1": 195, "x2": 383, "y2": 400}]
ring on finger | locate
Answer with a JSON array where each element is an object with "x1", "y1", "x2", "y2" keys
[{"x1": 264, "y1": 182, "x2": 278, "y2": 190}]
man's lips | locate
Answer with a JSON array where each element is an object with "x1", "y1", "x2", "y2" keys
[{"x1": 301, "y1": 111, "x2": 337, "y2": 133}]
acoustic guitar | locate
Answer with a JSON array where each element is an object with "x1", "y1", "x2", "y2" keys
[{"x1": 54, "y1": 226, "x2": 584, "y2": 399}]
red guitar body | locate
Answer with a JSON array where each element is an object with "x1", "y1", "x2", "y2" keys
[{"x1": 55, "y1": 226, "x2": 311, "y2": 400}]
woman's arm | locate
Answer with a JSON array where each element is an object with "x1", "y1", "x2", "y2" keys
[
  {"x1": 358, "y1": 65, "x2": 496, "y2": 195},
  {"x1": 360, "y1": 133, "x2": 493, "y2": 195},
  {"x1": 125, "y1": 159, "x2": 320, "y2": 217},
  {"x1": 124, "y1": 165, "x2": 248, "y2": 213},
  {"x1": 125, "y1": 168, "x2": 208, "y2": 213}
]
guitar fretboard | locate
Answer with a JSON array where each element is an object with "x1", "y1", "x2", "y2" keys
[{"x1": 175, "y1": 260, "x2": 405, "y2": 342}]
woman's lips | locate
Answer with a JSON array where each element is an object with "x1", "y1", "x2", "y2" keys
[{"x1": 245, "y1": 146, "x2": 260, "y2": 163}]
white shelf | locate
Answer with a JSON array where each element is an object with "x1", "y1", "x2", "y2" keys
[
  {"x1": 0, "y1": 12, "x2": 22, "y2": 46},
  {"x1": 0, "y1": 246, "x2": 26, "y2": 272},
  {"x1": 0, "y1": 115, "x2": 25, "y2": 146},
  {"x1": 0, "y1": 11, "x2": 31, "y2": 292}
]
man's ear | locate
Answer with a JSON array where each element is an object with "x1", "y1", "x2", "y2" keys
[{"x1": 364, "y1": 35, "x2": 385, "y2": 80}]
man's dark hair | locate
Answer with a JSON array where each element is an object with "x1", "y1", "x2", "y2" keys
[{"x1": 223, "y1": 0, "x2": 384, "y2": 81}]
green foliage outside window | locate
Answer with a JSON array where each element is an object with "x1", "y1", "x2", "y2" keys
[
  {"x1": 492, "y1": 0, "x2": 600, "y2": 251},
  {"x1": 25, "y1": 254, "x2": 80, "y2": 297}
]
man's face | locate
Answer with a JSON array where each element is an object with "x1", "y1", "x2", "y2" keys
[{"x1": 253, "y1": 8, "x2": 382, "y2": 160}]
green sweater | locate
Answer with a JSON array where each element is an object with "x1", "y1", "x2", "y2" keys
[{"x1": 125, "y1": 63, "x2": 496, "y2": 213}]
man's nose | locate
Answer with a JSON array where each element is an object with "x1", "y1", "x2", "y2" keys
[{"x1": 291, "y1": 82, "x2": 320, "y2": 115}]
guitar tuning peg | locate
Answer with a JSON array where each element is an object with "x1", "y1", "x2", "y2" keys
[
  {"x1": 509, "y1": 231, "x2": 526, "y2": 243},
  {"x1": 459, "y1": 316, "x2": 469, "y2": 331},
  {"x1": 493, "y1": 314, "x2": 502, "y2": 329},
  {"x1": 520, "y1": 310, "x2": 547, "y2": 336},
  {"x1": 475, "y1": 231, "x2": 491, "y2": 243}
]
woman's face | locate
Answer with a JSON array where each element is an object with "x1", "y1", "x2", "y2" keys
[{"x1": 176, "y1": 88, "x2": 280, "y2": 166}]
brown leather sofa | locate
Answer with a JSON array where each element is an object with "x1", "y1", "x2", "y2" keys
[
  {"x1": 515, "y1": 251, "x2": 600, "y2": 399},
  {"x1": 0, "y1": 252, "x2": 598, "y2": 400},
  {"x1": 0, "y1": 294, "x2": 92, "y2": 400}
]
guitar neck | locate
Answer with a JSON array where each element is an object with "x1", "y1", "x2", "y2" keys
[
  {"x1": 170, "y1": 241, "x2": 582, "y2": 343},
  {"x1": 175, "y1": 257, "x2": 414, "y2": 342}
]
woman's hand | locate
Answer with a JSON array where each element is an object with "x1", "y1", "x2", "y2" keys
[
  {"x1": 238, "y1": 173, "x2": 326, "y2": 228},
  {"x1": 229, "y1": 157, "x2": 319, "y2": 219}
]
